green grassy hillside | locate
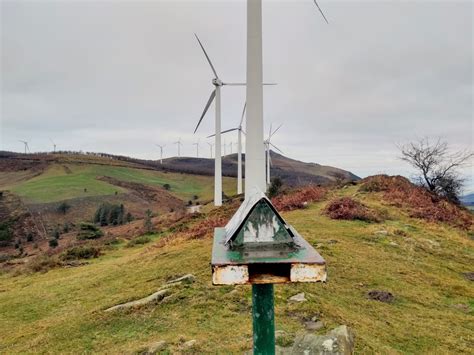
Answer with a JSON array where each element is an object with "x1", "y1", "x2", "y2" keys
[
  {"x1": 0, "y1": 185, "x2": 472, "y2": 353},
  {"x1": 7, "y1": 163, "x2": 236, "y2": 203}
]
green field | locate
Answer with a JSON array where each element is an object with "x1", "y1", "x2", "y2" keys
[
  {"x1": 8, "y1": 163, "x2": 236, "y2": 203},
  {"x1": 0, "y1": 186, "x2": 472, "y2": 353}
]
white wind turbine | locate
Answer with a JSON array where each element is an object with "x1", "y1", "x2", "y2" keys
[
  {"x1": 193, "y1": 34, "x2": 275, "y2": 206},
  {"x1": 173, "y1": 138, "x2": 182, "y2": 157},
  {"x1": 193, "y1": 139, "x2": 200, "y2": 158},
  {"x1": 208, "y1": 102, "x2": 247, "y2": 194},
  {"x1": 207, "y1": 142, "x2": 214, "y2": 159},
  {"x1": 264, "y1": 123, "x2": 284, "y2": 186},
  {"x1": 19, "y1": 140, "x2": 30, "y2": 154},
  {"x1": 49, "y1": 138, "x2": 57, "y2": 153},
  {"x1": 155, "y1": 144, "x2": 165, "y2": 164}
]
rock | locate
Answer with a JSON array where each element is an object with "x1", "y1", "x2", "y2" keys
[
  {"x1": 421, "y1": 238, "x2": 440, "y2": 247},
  {"x1": 453, "y1": 304, "x2": 470, "y2": 313},
  {"x1": 105, "y1": 289, "x2": 170, "y2": 312},
  {"x1": 389, "y1": 242, "x2": 398, "y2": 247},
  {"x1": 327, "y1": 239, "x2": 338, "y2": 244},
  {"x1": 275, "y1": 330, "x2": 286, "y2": 339},
  {"x1": 374, "y1": 230, "x2": 388, "y2": 236},
  {"x1": 289, "y1": 325, "x2": 355, "y2": 355},
  {"x1": 462, "y1": 272, "x2": 474, "y2": 281},
  {"x1": 148, "y1": 340, "x2": 167, "y2": 353},
  {"x1": 182, "y1": 339, "x2": 197, "y2": 348},
  {"x1": 367, "y1": 290, "x2": 394, "y2": 303},
  {"x1": 166, "y1": 274, "x2": 195, "y2": 285},
  {"x1": 305, "y1": 320, "x2": 324, "y2": 331},
  {"x1": 289, "y1": 292, "x2": 306, "y2": 302}
]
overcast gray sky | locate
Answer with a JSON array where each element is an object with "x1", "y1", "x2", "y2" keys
[{"x1": 1, "y1": 0, "x2": 473, "y2": 190}]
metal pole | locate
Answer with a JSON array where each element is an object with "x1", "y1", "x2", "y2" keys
[
  {"x1": 246, "y1": 1, "x2": 275, "y2": 353},
  {"x1": 237, "y1": 129, "x2": 243, "y2": 194},
  {"x1": 252, "y1": 284, "x2": 275, "y2": 355},
  {"x1": 215, "y1": 86, "x2": 222, "y2": 206}
]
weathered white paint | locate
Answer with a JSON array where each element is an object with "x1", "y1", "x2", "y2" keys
[
  {"x1": 245, "y1": 0, "x2": 266, "y2": 197},
  {"x1": 290, "y1": 263, "x2": 327, "y2": 283},
  {"x1": 212, "y1": 265, "x2": 249, "y2": 285},
  {"x1": 214, "y1": 86, "x2": 222, "y2": 206}
]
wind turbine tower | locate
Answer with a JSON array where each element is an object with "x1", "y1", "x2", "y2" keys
[
  {"x1": 19, "y1": 140, "x2": 30, "y2": 154},
  {"x1": 207, "y1": 142, "x2": 214, "y2": 158},
  {"x1": 49, "y1": 138, "x2": 57, "y2": 153},
  {"x1": 193, "y1": 139, "x2": 200, "y2": 158},
  {"x1": 264, "y1": 123, "x2": 283, "y2": 186},
  {"x1": 173, "y1": 138, "x2": 182, "y2": 157},
  {"x1": 156, "y1": 144, "x2": 165, "y2": 164}
]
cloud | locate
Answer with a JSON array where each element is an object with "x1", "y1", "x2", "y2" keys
[{"x1": 1, "y1": 0, "x2": 472, "y2": 188}]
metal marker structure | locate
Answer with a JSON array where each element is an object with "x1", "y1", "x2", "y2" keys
[{"x1": 212, "y1": 1, "x2": 328, "y2": 354}]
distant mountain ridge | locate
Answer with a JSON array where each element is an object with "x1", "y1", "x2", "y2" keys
[
  {"x1": 0, "y1": 150, "x2": 359, "y2": 187},
  {"x1": 460, "y1": 193, "x2": 474, "y2": 206}
]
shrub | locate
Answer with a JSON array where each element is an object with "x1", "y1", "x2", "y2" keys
[
  {"x1": 0, "y1": 221, "x2": 13, "y2": 247},
  {"x1": 324, "y1": 197, "x2": 381, "y2": 222},
  {"x1": 77, "y1": 223, "x2": 103, "y2": 240},
  {"x1": 26, "y1": 233, "x2": 34, "y2": 242},
  {"x1": 27, "y1": 255, "x2": 60, "y2": 273},
  {"x1": 61, "y1": 246, "x2": 101, "y2": 261},
  {"x1": 53, "y1": 229, "x2": 61, "y2": 239},
  {"x1": 126, "y1": 236, "x2": 151, "y2": 247},
  {"x1": 57, "y1": 202, "x2": 71, "y2": 214},
  {"x1": 49, "y1": 239, "x2": 58, "y2": 248},
  {"x1": 163, "y1": 183, "x2": 171, "y2": 190},
  {"x1": 272, "y1": 186, "x2": 326, "y2": 212},
  {"x1": 267, "y1": 177, "x2": 283, "y2": 198}
]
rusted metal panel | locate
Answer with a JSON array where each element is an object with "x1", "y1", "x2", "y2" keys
[
  {"x1": 212, "y1": 265, "x2": 249, "y2": 285},
  {"x1": 290, "y1": 263, "x2": 327, "y2": 283}
]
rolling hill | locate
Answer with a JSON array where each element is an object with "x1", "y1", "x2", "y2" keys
[{"x1": 0, "y1": 177, "x2": 472, "y2": 353}]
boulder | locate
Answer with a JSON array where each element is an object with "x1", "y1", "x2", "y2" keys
[
  {"x1": 105, "y1": 289, "x2": 170, "y2": 312},
  {"x1": 286, "y1": 325, "x2": 355, "y2": 355},
  {"x1": 182, "y1": 339, "x2": 197, "y2": 348},
  {"x1": 289, "y1": 292, "x2": 307, "y2": 302},
  {"x1": 305, "y1": 320, "x2": 324, "y2": 331},
  {"x1": 148, "y1": 340, "x2": 167, "y2": 354},
  {"x1": 166, "y1": 274, "x2": 195, "y2": 285}
]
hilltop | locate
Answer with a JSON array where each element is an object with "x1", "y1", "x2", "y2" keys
[{"x1": 0, "y1": 176, "x2": 472, "y2": 353}]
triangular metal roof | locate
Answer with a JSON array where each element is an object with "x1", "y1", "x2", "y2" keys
[{"x1": 224, "y1": 188, "x2": 294, "y2": 245}]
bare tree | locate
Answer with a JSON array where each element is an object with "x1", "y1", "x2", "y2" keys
[{"x1": 398, "y1": 138, "x2": 472, "y2": 204}]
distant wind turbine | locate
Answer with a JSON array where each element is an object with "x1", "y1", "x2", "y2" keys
[
  {"x1": 49, "y1": 138, "x2": 56, "y2": 153},
  {"x1": 264, "y1": 123, "x2": 284, "y2": 186},
  {"x1": 193, "y1": 139, "x2": 200, "y2": 158},
  {"x1": 208, "y1": 102, "x2": 246, "y2": 194},
  {"x1": 207, "y1": 142, "x2": 214, "y2": 158},
  {"x1": 19, "y1": 140, "x2": 30, "y2": 154},
  {"x1": 173, "y1": 138, "x2": 182, "y2": 157},
  {"x1": 155, "y1": 144, "x2": 165, "y2": 164}
]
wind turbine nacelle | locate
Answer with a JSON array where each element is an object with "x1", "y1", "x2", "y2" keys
[{"x1": 212, "y1": 78, "x2": 223, "y2": 86}]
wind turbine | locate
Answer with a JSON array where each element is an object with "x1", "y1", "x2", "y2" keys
[
  {"x1": 49, "y1": 138, "x2": 56, "y2": 153},
  {"x1": 173, "y1": 138, "x2": 182, "y2": 157},
  {"x1": 19, "y1": 140, "x2": 30, "y2": 154},
  {"x1": 193, "y1": 139, "x2": 200, "y2": 158},
  {"x1": 208, "y1": 102, "x2": 247, "y2": 194},
  {"x1": 193, "y1": 34, "x2": 247, "y2": 206},
  {"x1": 264, "y1": 123, "x2": 284, "y2": 186},
  {"x1": 207, "y1": 142, "x2": 214, "y2": 158},
  {"x1": 222, "y1": 138, "x2": 227, "y2": 156},
  {"x1": 155, "y1": 144, "x2": 165, "y2": 164}
]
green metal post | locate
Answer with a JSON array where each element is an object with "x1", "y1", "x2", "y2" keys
[{"x1": 252, "y1": 284, "x2": 275, "y2": 355}]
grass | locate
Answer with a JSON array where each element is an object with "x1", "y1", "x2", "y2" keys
[
  {"x1": 8, "y1": 163, "x2": 236, "y2": 203},
  {"x1": 0, "y1": 186, "x2": 473, "y2": 353}
]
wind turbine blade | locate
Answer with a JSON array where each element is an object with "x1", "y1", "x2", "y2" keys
[
  {"x1": 194, "y1": 33, "x2": 219, "y2": 78},
  {"x1": 270, "y1": 142, "x2": 284, "y2": 154},
  {"x1": 239, "y1": 102, "x2": 246, "y2": 127},
  {"x1": 270, "y1": 123, "x2": 283, "y2": 138},
  {"x1": 263, "y1": 83, "x2": 278, "y2": 86},
  {"x1": 313, "y1": 0, "x2": 329, "y2": 24},
  {"x1": 208, "y1": 127, "x2": 239, "y2": 138},
  {"x1": 194, "y1": 89, "x2": 216, "y2": 133},
  {"x1": 268, "y1": 123, "x2": 272, "y2": 140},
  {"x1": 223, "y1": 83, "x2": 246, "y2": 86},
  {"x1": 269, "y1": 154, "x2": 273, "y2": 167}
]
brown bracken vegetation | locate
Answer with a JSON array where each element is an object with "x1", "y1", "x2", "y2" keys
[
  {"x1": 272, "y1": 186, "x2": 326, "y2": 212},
  {"x1": 359, "y1": 175, "x2": 473, "y2": 230},
  {"x1": 324, "y1": 197, "x2": 381, "y2": 222}
]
